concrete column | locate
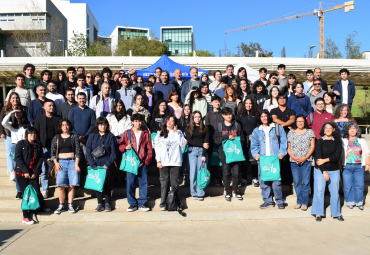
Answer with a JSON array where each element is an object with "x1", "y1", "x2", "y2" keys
[{"x1": 255, "y1": 51, "x2": 259, "y2": 57}]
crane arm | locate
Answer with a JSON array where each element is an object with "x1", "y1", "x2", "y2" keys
[{"x1": 225, "y1": 11, "x2": 314, "y2": 34}]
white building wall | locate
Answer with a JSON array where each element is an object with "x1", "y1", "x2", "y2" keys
[{"x1": 52, "y1": 0, "x2": 98, "y2": 49}]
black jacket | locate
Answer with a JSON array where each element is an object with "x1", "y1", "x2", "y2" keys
[
  {"x1": 14, "y1": 140, "x2": 44, "y2": 176},
  {"x1": 34, "y1": 114, "x2": 62, "y2": 148},
  {"x1": 177, "y1": 116, "x2": 190, "y2": 133},
  {"x1": 170, "y1": 78, "x2": 187, "y2": 91},
  {"x1": 141, "y1": 91, "x2": 159, "y2": 112},
  {"x1": 204, "y1": 110, "x2": 223, "y2": 143},
  {"x1": 59, "y1": 79, "x2": 77, "y2": 97}
]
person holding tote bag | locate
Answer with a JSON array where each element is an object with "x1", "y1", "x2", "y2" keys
[
  {"x1": 154, "y1": 115, "x2": 187, "y2": 211},
  {"x1": 86, "y1": 117, "x2": 117, "y2": 212},
  {"x1": 184, "y1": 111, "x2": 210, "y2": 201},
  {"x1": 251, "y1": 109, "x2": 287, "y2": 209}
]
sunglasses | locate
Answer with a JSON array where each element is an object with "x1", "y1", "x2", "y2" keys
[{"x1": 314, "y1": 83, "x2": 321, "y2": 85}]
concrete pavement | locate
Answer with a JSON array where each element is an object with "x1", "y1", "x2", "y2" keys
[{"x1": 1, "y1": 217, "x2": 370, "y2": 255}]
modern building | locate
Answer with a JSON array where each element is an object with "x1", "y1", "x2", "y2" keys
[
  {"x1": 0, "y1": 0, "x2": 68, "y2": 57},
  {"x1": 109, "y1": 26, "x2": 150, "y2": 53},
  {"x1": 51, "y1": 0, "x2": 99, "y2": 48},
  {"x1": 160, "y1": 26, "x2": 195, "y2": 56},
  {"x1": 97, "y1": 36, "x2": 112, "y2": 50}
]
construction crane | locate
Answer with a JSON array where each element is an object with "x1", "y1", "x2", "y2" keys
[{"x1": 225, "y1": 1, "x2": 355, "y2": 57}]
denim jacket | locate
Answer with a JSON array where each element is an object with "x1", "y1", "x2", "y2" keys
[{"x1": 251, "y1": 123, "x2": 287, "y2": 158}]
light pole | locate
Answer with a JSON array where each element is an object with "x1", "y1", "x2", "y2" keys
[
  {"x1": 58, "y1": 40, "x2": 64, "y2": 56},
  {"x1": 309, "y1": 45, "x2": 316, "y2": 58}
]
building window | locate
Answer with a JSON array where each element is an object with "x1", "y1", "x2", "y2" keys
[{"x1": 23, "y1": 14, "x2": 30, "y2": 16}]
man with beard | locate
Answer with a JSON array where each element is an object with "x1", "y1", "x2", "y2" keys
[
  {"x1": 181, "y1": 67, "x2": 200, "y2": 103},
  {"x1": 46, "y1": 80, "x2": 65, "y2": 113},
  {"x1": 58, "y1": 89, "x2": 78, "y2": 119}
]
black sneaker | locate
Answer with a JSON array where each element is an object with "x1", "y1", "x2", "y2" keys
[
  {"x1": 139, "y1": 205, "x2": 150, "y2": 211},
  {"x1": 225, "y1": 191, "x2": 231, "y2": 201},
  {"x1": 15, "y1": 192, "x2": 22, "y2": 200},
  {"x1": 232, "y1": 191, "x2": 243, "y2": 200},
  {"x1": 277, "y1": 204, "x2": 285, "y2": 209},
  {"x1": 105, "y1": 203, "x2": 111, "y2": 212},
  {"x1": 95, "y1": 203, "x2": 104, "y2": 212},
  {"x1": 127, "y1": 205, "x2": 137, "y2": 212},
  {"x1": 260, "y1": 202, "x2": 274, "y2": 209},
  {"x1": 337, "y1": 215, "x2": 344, "y2": 221}
]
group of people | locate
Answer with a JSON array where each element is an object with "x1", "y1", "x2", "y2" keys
[{"x1": 0, "y1": 62, "x2": 365, "y2": 225}]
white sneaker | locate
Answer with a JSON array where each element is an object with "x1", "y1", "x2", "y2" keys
[
  {"x1": 22, "y1": 218, "x2": 34, "y2": 225},
  {"x1": 252, "y1": 178, "x2": 259, "y2": 187},
  {"x1": 160, "y1": 206, "x2": 166, "y2": 211},
  {"x1": 42, "y1": 191, "x2": 48, "y2": 199}
]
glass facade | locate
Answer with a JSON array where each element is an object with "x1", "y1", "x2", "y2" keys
[
  {"x1": 162, "y1": 28, "x2": 192, "y2": 56},
  {"x1": 86, "y1": 14, "x2": 90, "y2": 37},
  {"x1": 118, "y1": 28, "x2": 148, "y2": 39}
]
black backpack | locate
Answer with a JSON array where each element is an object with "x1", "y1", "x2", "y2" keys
[{"x1": 166, "y1": 188, "x2": 186, "y2": 217}]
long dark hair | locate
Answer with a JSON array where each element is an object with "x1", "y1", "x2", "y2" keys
[
  {"x1": 252, "y1": 81, "x2": 267, "y2": 95},
  {"x1": 319, "y1": 121, "x2": 341, "y2": 140},
  {"x1": 189, "y1": 88, "x2": 203, "y2": 112},
  {"x1": 10, "y1": 107, "x2": 29, "y2": 129},
  {"x1": 93, "y1": 117, "x2": 111, "y2": 134},
  {"x1": 333, "y1": 104, "x2": 354, "y2": 121},
  {"x1": 56, "y1": 71, "x2": 66, "y2": 88},
  {"x1": 57, "y1": 118, "x2": 74, "y2": 134},
  {"x1": 186, "y1": 111, "x2": 206, "y2": 137},
  {"x1": 323, "y1": 92, "x2": 336, "y2": 107},
  {"x1": 269, "y1": 86, "x2": 279, "y2": 106},
  {"x1": 236, "y1": 78, "x2": 251, "y2": 97},
  {"x1": 236, "y1": 67, "x2": 248, "y2": 84},
  {"x1": 267, "y1": 72, "x2": 280, "y2": 86},
  {"x1": 152, "y1": 99, "x2": 171, "y2": 118},
  {"x1": 240, "y1": 97, "x2": 259, "y2": 117},
  {"x1": 5, "y1": 92, "x2": 23, "y2": 113},
  {"x1": 179, "y1": 104, "x2": 191, "y2": 125},
  {"x1": 167, "y1": 89, "x2": 183, "y2": 107},
  {"x1": 159, "y1": 115, "x2": 176, "y2": 138},
  {"x1": 258, "y1": 109, "x2": 273, "y2": 126},
  {"x1": 111, "y1": 99, "x2": 127, "y2": 117}
]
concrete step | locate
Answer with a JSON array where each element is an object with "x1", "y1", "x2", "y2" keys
[{"x1": 0, "y1": 205, "x2": 368, "y2": 223}]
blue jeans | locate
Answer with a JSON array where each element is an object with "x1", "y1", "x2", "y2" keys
[
  {"x1": 4, "y1": 136, "x2": 12, "y2": 172},
  {"x1": 126, "y1": 164, "x2": 148, "y2": 207},
  {"x1": 311, "y1": 168, "x2": 341, "y2": 217},
  {"x1": 290, "y1": 161, "x2": 311, "y2": 206},
  {"x1": 258, "y1": 162, "x2": 284, "y2": 205},
  {"x1": 188, "y1": 147, "x2": 208, "y2": 197},
  {"x1": 41, "y1": 147, "x2": 51, "y2": 192},
  {"x1": 343, "y1": 164, "x2": 364, "y2": 206},
  {"x1": 56, "y1": 159, "x2": 80, "y2": 187}
]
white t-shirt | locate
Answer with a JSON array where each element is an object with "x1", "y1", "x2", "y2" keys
[
  {"x1": 134, "y1": 130, "x2": 142, "y2": 166},
  {"x1": 342, "y1": 80, "x2": 349, "y2": 104},
  {"x1": 262, "y1": 80, "x2": 267, "y2": 86},
  {"x1": 75, "y1": 87, "x2": 93, "y2": 106},
  {"x1": 6, "y1": 87, "x2": 36, "y2": 107},
  {"x1": 46, "y1": 93, "x2": 65, "y2": 112},
  {"x1": 263, "y1": 126, "x2": 271, "y2": 156}
]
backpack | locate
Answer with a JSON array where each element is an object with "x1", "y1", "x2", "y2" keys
[{"x1": 217, "y1": 121, "x2": 239, "y2": 135}]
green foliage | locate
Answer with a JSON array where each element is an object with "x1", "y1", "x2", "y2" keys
[
  {"x1": 115, "y1": 36, "x2": 169, "y2": 56},
  {"x1": 324, "y1": 38, "x2": 343, "y2": 59},
  {"x1": 187, "y1": 50, "x2": 215, "y2": 57},
  {"x1": 235, "y1": 42, "x2": 273, "y2": 57},
  {"x1": 345, "y1": 31, "x2": 362, "y2": 59},
  {"x1": 87, "y1": 41, "x2": 111, "y2": 56},
  {"x1": 68, "y1": 32, "x2": 88, "y2": 57}
]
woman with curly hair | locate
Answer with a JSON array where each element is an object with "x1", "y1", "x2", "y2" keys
[
  {"x1": 311, "y1": 122, "x2": 343, "y2": 222},
  {"x1": 323, "y1": 92, "x2": 337, "y2": 114},
  {"x1": 236, "y1": 78, "x2": 255, "y2": 104},
  {"x1": 341, "y1": 122, "x2": 370, "y2": 210},
  {"x1": 333, "y1": 104, "x2": 355, "y2": 138},
  {"x1": 236, "y1": 97, "x2": 260, "y2": 186},
  {"x1": 253, "y1": 81, "x2": 269, "y2": 112}
]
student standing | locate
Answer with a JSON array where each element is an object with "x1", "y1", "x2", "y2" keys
[
  {"x1": 167, "y1": 90, "x2": 183, "y2": 119},
  {"x1": 287, "y1": 82, "x2": 313, "y2": 117},
  {"x1": 58, "y1": 89, "x2": 78, "y2": 119},
  {"x1": 185, "y1": 111, "x2": 209, "y2": 201},
  {"x1": 153, "y1": 71, "x2": 176, "y2": 100},
  {"x1": 154, "y1": 115, "x2": 187, "y2": 210},
  {"x1": 263, "y1": 86, "x2": 279, "y2": 112},
  {"x1": 214, "y1": 107, "x2": 244, "y2": 201},
  {"x1": 333, "y1": 68, "x2": 356, "y2": 109},
  {"x1": 253, "y1": 81, "x2": 269, "y2": 112},
  {"x1": 27, "y1": 84, "x2": 47, "y2": 126},
  {"x1": 6, "y1": 74, "x2": 36, "y2": 108},
  {"x1": 209, "y1": 70, "x2": 222, "y2": 94},
  {"x1": 141, "y1": 81, "x2": 159, "y2": 114},
  {"x1": 46, "y1": 80, "x2": 65, "y2": 113},
  {"x1": 221, "y1": 85, "x2": 243, "y2": 116},
  {"x1": 74, "y1": 74, "x2": 94, "y2": 107},
  {"x1": 119, "y1": 114, "x2": 153, "y2": 212},
  {"x1": 150, "y1": 99, "x2": 171, "y2": 133},
  {"x1": 185, "y1": 88, "x2": 208, "y2": 120}
]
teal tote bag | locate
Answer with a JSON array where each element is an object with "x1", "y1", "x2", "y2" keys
[
  {"x1": 222, "y1": 137, "x2": 246, "y2": 164},
  {"x1": 84, "y1": 166, "x2": 107, "y2": 192},
  {"x1": 120, "y1": 148, "x2": 140, "y2": 175},
  {"x1": 197, "y1": 163, "x2": 211, "y2": 189},
  {"x1": 21, "y1": 185, "x2": 40, "y2": 210},
  {"x1": 259, "y1": 155, "x2": 281, "y2": 182}
]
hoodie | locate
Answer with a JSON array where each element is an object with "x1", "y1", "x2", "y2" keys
[
  {"x1": 204, "y1": 109, "x2": 223, "y2": 143},
  {"x1": 214, "y1": 120, "x2": 244, "y2": 164},
  {"x1": 154, "y1": 129, "x2": 187, "y2": 167}
]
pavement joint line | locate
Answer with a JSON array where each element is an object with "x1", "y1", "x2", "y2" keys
[
  {"x1": 238, "y1": 219, "x2": 267, "y2": 254},
  {"x1": 0, "y1": 225, "x2": 36, "y2": 253}
]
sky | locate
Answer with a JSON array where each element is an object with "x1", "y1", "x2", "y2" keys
[{"x1": 73, "y1": 0, "x2": 369, "y2": 58}]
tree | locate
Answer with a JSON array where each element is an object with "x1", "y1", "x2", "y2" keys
[
  {"x1": 115, "y1": 36, "x2": 169, "y2": 56},
  {"x1": 187, "y1": 50, "x2": 215, "y2": 57},
  {"x1": 345, "y1": 31, "x2": 362, "y2": 59},
  {"x1": 68, "y1": 32, "x2": 88, "y2": 56},
  {"x1": 235, "y1": 42, "x2": 273, "y2": 57},
  {"x1": 87, "y1": 40, "x2": 111, "y2": 56},
  {"x1": 324, "y1": 38, "x2": 343, "y2": 59}
]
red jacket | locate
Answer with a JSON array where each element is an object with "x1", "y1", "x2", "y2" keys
[
  {"x1": 119, "y1": 129, "x2": 153, "y2": 166},
  {"x1": 307, "y1": 110, "x2": 334, "y2": 139}
]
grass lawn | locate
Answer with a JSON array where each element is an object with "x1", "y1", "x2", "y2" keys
[{"x1": 351, "y1": 89, "x2": 366, "y2": 117}]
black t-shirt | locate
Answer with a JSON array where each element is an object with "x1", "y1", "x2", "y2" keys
[
  {"x1": 270, "y1": 106, "x2": 296, "y2": 133},
  {"x1": 45, "y1": 116, "x2": 56, "y2": 148},
  {"x1": 184, "y1": 126, "x2": 209, "y2": 157},
  {"x1": 236, "y1": 112, "x2": 258, "y2": 139}
]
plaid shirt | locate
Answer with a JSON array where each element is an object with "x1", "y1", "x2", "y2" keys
[{"x1": 15, "y1": 143, "x2": 36, "y2": 177}]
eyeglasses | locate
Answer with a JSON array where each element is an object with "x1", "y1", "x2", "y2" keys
[
  {"x1": 314, "y1": 83, "x2": 321, "y2": 85},
  {"x1": 316, "y1": 103, "x2": 325, "y2": 106}
]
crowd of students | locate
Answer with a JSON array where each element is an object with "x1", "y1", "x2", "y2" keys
[{"x1": 0, "y1": 63, "x2": 366, "y2": 225}]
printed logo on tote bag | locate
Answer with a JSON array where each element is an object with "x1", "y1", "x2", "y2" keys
[
  {"x1": 125, "y1": 155, "x2": 137, "y2": 167},
  {"x1": 226, "y1": 144, "x2": 240, "y2": 154},
  {"x1": 262, "y1": 163, "x2": 277, "y2": 174},
  {"x1": 24, "y1": 194, "x2": 35, "y2": 203},
  {"x1": 87, "y1": 172, "x2": 101, "y2": 184}
]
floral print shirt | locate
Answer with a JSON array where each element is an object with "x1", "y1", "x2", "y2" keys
[{"x1": 346, "y1": 138, "x2": 362, "y2": 164}]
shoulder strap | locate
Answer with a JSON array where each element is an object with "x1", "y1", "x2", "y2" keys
[
  {"x1": 27, "y1": 89, "x2": 31, "y2": 98},
  {"x1": 10, "y1": 88, "x2": 15, "y2": 94},
  {"x1": 96, "y1": 95, "x2": 101, "y2": 105},
  {"x1": 275, "y1": 123, "x2": 280, "y2": 148},
  {"x1": 292, "y1": 95, "x2": 308, "y2": 113},
  {"x1": 127, "y1": 129, "x2": 131, "y2": 142},
  {"x1": 103, "y1": 133, "x2": 108, "y2": 145}
]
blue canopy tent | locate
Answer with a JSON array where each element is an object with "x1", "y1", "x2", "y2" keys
[{"x1": 136, "y1": 55, "x2": 208, "y2": 80}]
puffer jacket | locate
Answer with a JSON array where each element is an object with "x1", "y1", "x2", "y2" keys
[
  {"x1": 106, "y1": 113, "x2": 133, "y2": 138},
  {"x1": 50, "y1": 133, "x2": 82, "y2": 161},
  {"x1": 118, "y1": 129, "x2": 153, "y2": 166}
]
